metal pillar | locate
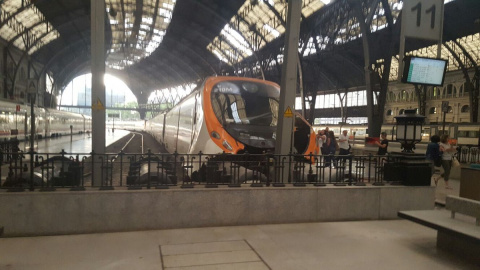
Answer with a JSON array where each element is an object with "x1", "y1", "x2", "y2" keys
[
  {"x1": 91, "y1": 0, "x2": 106, "y2": 186},
  {"x1": 274, "y1": 0, "x2": 301, "y2": 183},
  {"x1": 29, "y1": 94, "x2": 35, "y2": 191}
]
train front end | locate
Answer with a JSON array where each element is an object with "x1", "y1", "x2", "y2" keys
[{"x1": 203, "y1": 77, "x2": 315, "y2": 155}]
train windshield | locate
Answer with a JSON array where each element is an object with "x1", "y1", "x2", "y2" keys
[{"x1": 211, "y1": 81, "x2": 279, "y2": 151}]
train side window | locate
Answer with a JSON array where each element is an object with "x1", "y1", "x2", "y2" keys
[
  {"x1": 470, "y1": 131, "x2": 479, "y2": 138},
  {"x1": 457, "y1": 131, "x2": 467, "y2": 137}
]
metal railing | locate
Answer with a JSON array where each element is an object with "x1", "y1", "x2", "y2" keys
[
  {"x1": 0, "y1": 149, "x2": 431, "y2": 191},
  {"x1": 0, "y1": 139, "x2": 20, "y2": 164},
  {"x1": 457, "y1": 146, "x2": 480, "y2": 164}
]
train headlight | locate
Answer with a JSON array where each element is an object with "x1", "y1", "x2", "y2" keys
[
  {"x1": 211, "y1": 131, "x2": 220, "y2": 139},
  {"x1": 222, "y1": 140, "x2": 233, "y2": 151}
]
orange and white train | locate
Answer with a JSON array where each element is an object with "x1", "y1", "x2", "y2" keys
[{"x1": 146, "y1": 76, "x2": 317, "y2": 155}]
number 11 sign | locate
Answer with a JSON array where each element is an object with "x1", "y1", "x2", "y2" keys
[{"x1": 403, "y1": 0, "x2": 444, "y2": 40}]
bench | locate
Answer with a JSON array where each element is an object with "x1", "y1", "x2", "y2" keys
[{"x1": 398, "y1": 195, "x2": 480, "y2": 265}]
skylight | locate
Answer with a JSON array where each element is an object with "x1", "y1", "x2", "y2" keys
[
  {"x1": 107, "y1": 0, "x2": 176, "y2": 70},
  {"x1": 0, "y1": 0, "x2": 60, "y2": 54},
  {"x1": 207, "y1": 0, "x2": 329, "y2": 65}
]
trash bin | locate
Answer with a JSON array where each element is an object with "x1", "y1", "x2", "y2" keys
[
  {"x1": 400, "y1": 160, "x2": 431, "y2": 186},
  {"x1": 385, "y1": 152, "x2": 431, "y2": 186}
]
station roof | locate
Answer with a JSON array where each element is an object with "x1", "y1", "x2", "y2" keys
[{"x1": 1, "y1": 0, "x2": 480, "y2": 99}]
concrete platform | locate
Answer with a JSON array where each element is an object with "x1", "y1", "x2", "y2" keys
[
  {"x1": 1, "y1": 217, "x2": 478, "y2": 269},
  {"x1": 19, "y1": 129, "x2": 130, "y2": 154}
]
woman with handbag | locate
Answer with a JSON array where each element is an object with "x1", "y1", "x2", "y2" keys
[
  {"x1": 425, "y1": 135, "x2": 441, "y2": 185},
  {"x1": 439, "y1": 134, "x2": 457, "y2": 189}
]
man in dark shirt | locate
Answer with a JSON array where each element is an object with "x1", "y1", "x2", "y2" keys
[{"x1": 375, "y1": 132, "x2": 388, "y2": 155}]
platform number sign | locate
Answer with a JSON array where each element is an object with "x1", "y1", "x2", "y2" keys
[{"x1": 403, "y1": 0, "x2": 444, "y2": 41}]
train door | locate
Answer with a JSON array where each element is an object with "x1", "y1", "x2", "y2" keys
[
  {"x1": 45, "y1": 112, "x2": 50, "y2": 138},
  {"x1": 82, "y1": 115, "x2": 86, "y2": 133},
  {"x1": 24, "y1": 112, "x2": 28, "y2": 139},
  {"x1": 175, "y1": 107, "x2": 181, "y2": 151},
  {"x1": 190, "y1": 92, "x2": 200, "y2": 148},
  {"x1": 164, "y1": 106, "x2": 180, "y2": 152},
  {"x1": 161, "y1": 114, "x2": 166, "y2": 142}
]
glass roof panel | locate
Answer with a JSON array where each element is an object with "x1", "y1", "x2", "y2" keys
[
  {"x1": 208, "y1": 0, "x2": 327, "y2": 65},
  {"x1": 107, "y1": 0, "x2": 176, "y2": 70},
  {"x1": 0, "y1": 0, "x2": 59, "y2": 52}
]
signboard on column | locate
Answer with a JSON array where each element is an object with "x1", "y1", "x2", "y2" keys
[{"x1": 398, "y1": 0, "x2": 445, "y2": 81}]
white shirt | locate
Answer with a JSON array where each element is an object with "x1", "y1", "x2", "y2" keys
[
  {"x1": 439, "y1": 142, "x2": 453, "y2": 160},
  {"x1": 338, "y1": 134, "x2": 349, "y2": 150},
  {"x1": 316, "y1": 135, "x2": 325, "y2": 148}
]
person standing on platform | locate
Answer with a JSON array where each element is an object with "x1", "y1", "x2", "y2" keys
[
  {"x1": 315, "y1": 130, "x2": 326, "y2": 155},
  {"x1": 338, "y1": 130, "x2": 350, "y2": 164},
  {"x1": 325, "y1": 130, "x2": 337, "y2": 167},
  {"x1": 426, "y1": 135, "x2": 441, "y2": 185},
  {"x1": 439, "y1": 134, "x2": 456, "y2": 189},
  {"x1": 338, "y1": 130, "x2": 350, "y2": 156},
  {"x1": 375, "y1": 132, "x2": 389, "y2": 155}
]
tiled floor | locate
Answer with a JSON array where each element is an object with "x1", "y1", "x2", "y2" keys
[{"x1": 1, "y1": 217, "x2": 478, "y2": 270}]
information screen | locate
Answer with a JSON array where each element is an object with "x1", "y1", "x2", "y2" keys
[{"x1": 402, "y1": 56, "x2": 447, "y2": 86}]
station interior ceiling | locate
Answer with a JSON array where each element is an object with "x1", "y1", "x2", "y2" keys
[{"x1": 1, "y1": 0, "x2": 480, "y2": 103}]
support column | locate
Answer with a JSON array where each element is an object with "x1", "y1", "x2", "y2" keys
[
  {"x1": 274, "y1": 0, "x2": 301, "y2": 183},
  {"x1": 91, "y1": 0, "x2": 106, "y2": 186}
]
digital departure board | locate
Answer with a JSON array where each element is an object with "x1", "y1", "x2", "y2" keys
[{"x1": 401, "y1": 56, "x2": 447, "y2": 86}]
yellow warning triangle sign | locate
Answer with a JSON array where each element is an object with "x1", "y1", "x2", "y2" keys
[
  {"x1": 92, "y1": 98, "x2": 105, "y2": 111},
  {"x1": 284, "y1": 106, "x2": 293, "y2": 118}
]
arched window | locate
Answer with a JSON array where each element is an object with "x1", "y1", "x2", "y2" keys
[
  {"x1": 447, "y1": 106, "x2": 453, "y2": 113},
  {"x1": 401, "y1": 90, "x2": 407, "y2": 101},
  {"x1": 386, "y1": 109, "x2": 393, "y2": 116},
  {"x1": 388, "y1": 91, "x2": 394, "y2": 102},
  {"x1": 399, "y1": 109, "x2": 405, "y2": 115},
  {"x1": 459, "y1": 84, "x2": 463, "y2": 97},
  {"x1": 461, "y1": 105, "x2": 470, "y2": 113},
  {"x1": 464, "y1": 82, "x2": 470, "y2": 93},
  {"x1": 429, "y1": 107, "x2": 437, "y2": 114},
  {"x1": 453, "y1": 86, "x2": 457, "y2": 98},
  {"x1": 446, "y1": 84, "x2": 453, "y2": 97}
]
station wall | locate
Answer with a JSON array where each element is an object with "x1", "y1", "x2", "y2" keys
[
  {"x1": 0, "y1": 39, "x2": 46, "y2": 107},
  {"x1": 385, "y1": 70, "x2": 475, "y2": 124},
  {"x1": 0, "y1": 186, "x2": 434, "y2": 237}
]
